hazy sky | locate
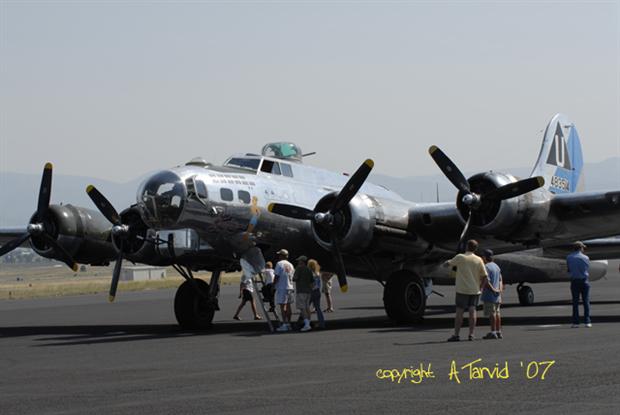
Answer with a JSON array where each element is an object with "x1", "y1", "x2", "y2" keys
[{"x1": 1, "y1": 1, "x2": 619, "y2": 183}]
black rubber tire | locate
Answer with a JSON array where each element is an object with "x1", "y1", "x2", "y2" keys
[
  {"x1": 518, "y1": 285, "x2": 535, "y2": 306},
  {"x1": 174, "y1": 279, "x2": 215, "y2": 329},
  {"x1": 383, "y1": 270, "x2": 426, "y2": 323}
]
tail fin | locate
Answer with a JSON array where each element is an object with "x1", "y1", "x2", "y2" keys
[{"x1": 530, "y1": 113, "x2": 584, "y2": 194}]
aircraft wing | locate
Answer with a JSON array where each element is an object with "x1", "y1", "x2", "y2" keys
[
  {"x1": 546, "y1": 190, "x2": 620, "y2": 242},
  {"x1": 544, "y1": 237, "x2": 620, "y2": 260},
  {"x1": 408, "y1": 189, "x2": 620, "y2": 257}
]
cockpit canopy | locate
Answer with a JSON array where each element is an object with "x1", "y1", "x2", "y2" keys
[{"x1": 261, "y1": 142, "x2": 303, "y2": 162}]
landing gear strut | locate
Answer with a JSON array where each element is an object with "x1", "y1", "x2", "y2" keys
[
  {"x1": 517, "y1": 283, "x2": 534, "y2": 306},
  {"x1": 383, "y1": 270, "x2": 426, "y2": 323},
  {"x1": 173, "y1": 267, "x2": 221, "y2": 329}
]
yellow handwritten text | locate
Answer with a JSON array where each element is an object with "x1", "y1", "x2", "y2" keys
[
  {"x1": 460, "y1": 358, "x2": 510, "y2": 381},
  {"x1": 375, "y1": 363, "x2": 435, "y2": 384}
]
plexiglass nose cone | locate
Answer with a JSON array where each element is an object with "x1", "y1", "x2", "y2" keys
[{"x1": 137, "y1": 170, "x2": 186, "y2": 228}]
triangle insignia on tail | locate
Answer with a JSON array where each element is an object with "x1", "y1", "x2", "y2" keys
[{"x1": 546, "y1": 122, "x2": 572, "y2": 170}]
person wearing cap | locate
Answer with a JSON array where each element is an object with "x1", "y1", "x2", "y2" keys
[
  {"x1": 274, "y1": 249, "x2": 295, "y2": 332},
  {"x1": 293, "y1": 255, "x2": 313, "y2": 332},
  {"x1": 566, "y1": 241, "x2": 592, "y2": 328},
  {"x1": 444, "y1": 239, "x2": 488, "y2": 342},
  {"x1": 480, "y1": 249, "x2": 503, "y2": 339}
]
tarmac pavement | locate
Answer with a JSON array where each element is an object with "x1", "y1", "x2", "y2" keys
[{"x1": 1, "y1": 260, "x2": 620, "y2": 414}]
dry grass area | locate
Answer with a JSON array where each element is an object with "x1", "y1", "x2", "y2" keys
[{"x1": 0, "y1": 264, "x2": 242, "y2": 300}]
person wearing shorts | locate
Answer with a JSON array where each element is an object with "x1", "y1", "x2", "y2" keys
[
  {"x1": 274, "y1": 249, "x2": 295, "y2": 332},
  {"x1": 480, "y1": 249, "x2": 503, "y2": 339},
  {"x1": 232, "y1": 277, "x2": 261, "y2": 321},
  {"x1": 444, "y1": 240, "x2": 487, "y2": 342},
  {"x1": 261, "y1": 261, "x2": 276, "y2": 312}
]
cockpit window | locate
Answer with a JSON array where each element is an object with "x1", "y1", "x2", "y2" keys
[
  {"x1": 260, "y1": 160, "x2": 281, "y2": 175},
  {"x1": 280, "y1": 163, "x2": 293, "y2": 177},
  {"x1": 224, "y1": 157, "x2": 260, "y2": 171}
]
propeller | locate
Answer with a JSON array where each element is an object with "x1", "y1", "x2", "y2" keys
[
  {"x1": 269, "y1": 159, "x2": 374, "y2": 292},
  {"x1": 86, "y1": 185, "x2": 130, "y2": 302},
  {"x1": 428, "y1": 146, "x2": 545, "y2": 252},
  {"x1": 0, "y1": 163, "x2": 78, "y2": 271}
]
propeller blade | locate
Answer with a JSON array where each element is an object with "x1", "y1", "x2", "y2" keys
[
  {"x1": 457, "y1": 212, "x2": 473, "y2": 253},
  {"x1": 109, "y1": 242, "x2": 123, "y2": 302},
  {"x1": 36, "y1": 162, "x2": 53, "y2": 219},
  {"x1": 328, "y1": 228, "x2": 348, "y2": 293},
  {"x1": 0, "y1": 233, "x2": 31, "y2": 257},
  {"x1": 330, "y1": 159, "x2": 374, "y2": 214},
  {"x1": 41, "y1": 233, "x2": 79, "y2": 271},
  {"x1": 484, "y1": 176, "x2": 545, "y2": 201},
  {"x1": 86, "y1": 185, "x2": 121, "y2": 225},
  {"x1": 267, "y1": 203, "x2": 314, "y2": 220},
  {"x1": 428, "y1": 146, "x2": 471, "y2": 194}
]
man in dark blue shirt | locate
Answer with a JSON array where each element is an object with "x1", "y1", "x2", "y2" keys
[
  {"x1": 566, "y1": 241, "x2": 592, "y2": 328},
  {"x1": 481, "y1": 249, "x2": 503, "y2": 339}
]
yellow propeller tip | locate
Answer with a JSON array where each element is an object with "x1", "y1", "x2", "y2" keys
[
  {"x1": 72, "y1": 264, "x2": 79, "y2": 272},
  {"x1": 364, "y1": 159, "x2": 374, "y2": 169},
  {"x1": 428, "y1": 145, "x2": 438, "y2": 154},
  {"x1": 267, "y1": 203, "x2": 274, "y2": 212},
  {"x1": 86, "y1": 185, "x2": 95, "y2": 193},
  {"x1": 340, "y1": 284, "x2": 348, "y2": 293},
  {"x1": 44, "y1": 162, "x2": 53, "y2": 170},
  {"x1": 108, "y1": 295, "x2": 116, "y2": 303},
  {"x1": 537, "y1": 177, "x2": 545, "y2": 186}
]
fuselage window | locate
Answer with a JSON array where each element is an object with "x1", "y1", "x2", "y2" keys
[
  {"x1": 220, "y1": 188, "x2": 234, "y2": 201},
  {"x1": 260, "y1": 160, "x2": 281, "y2": 175},
  {"x1": 195, "y1": 180, "x2": 208, "y2": 199},
  {"x1": 238, "y1": 190, "x2": 251, "y2": 204},
  {"x1": 280, "y1": 163, "x2": 293, "y2": 177}
]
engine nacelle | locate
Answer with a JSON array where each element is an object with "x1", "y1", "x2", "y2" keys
[
  {"x1": 457, "y1": 172, "x2": 529, "y2": 236},
  {"x1": 116, "y1": 206, "x2": 172, "y2": 266},
  {"x1": 311, "y1": 193, "x2": 376, "y2": 253},
  {"x1": 29, "y1": 204, "x2": 117, "y2": 265}
]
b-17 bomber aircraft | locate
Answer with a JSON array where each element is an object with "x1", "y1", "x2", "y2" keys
[{"x1": 1, "y1": 113, "x2": 620, "y2": 329}]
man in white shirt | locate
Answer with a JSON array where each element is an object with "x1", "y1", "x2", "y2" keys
[{"x1": 273, "y1": 249, "x2": 295, "y2": 332}]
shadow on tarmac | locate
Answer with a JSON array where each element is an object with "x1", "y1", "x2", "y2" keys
[{"x1": 3, "y1": 308, "x2": 620, "y2": 346}]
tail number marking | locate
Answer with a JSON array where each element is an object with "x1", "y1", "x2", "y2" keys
[{"x1": 550, "y1": 175, "x2": 569, "y2": 192}]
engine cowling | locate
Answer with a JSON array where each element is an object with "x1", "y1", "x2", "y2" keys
[
  {"x1": 311, "y1": 193, "x2": 376, "y2": 253},
  {"x1": 115, "y1": 206, "x2": 171, "y2": 266},
  {"x1": 457, "y1": 172, "x2": 529, "y2": 235},
  {"x1": 29, "y1": 204, "x2": 117, "y2": 265}
]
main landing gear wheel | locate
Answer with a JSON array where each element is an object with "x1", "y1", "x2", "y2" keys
[
  {"x1": 174, "y1": 279, "x2": 215, "y2": 329},
  {"x1": 383, "y1": 270, "x2": 426, "y2": 323},
  {"x1": 517, "y1": 284, "x2": 534, "y2": 306}
]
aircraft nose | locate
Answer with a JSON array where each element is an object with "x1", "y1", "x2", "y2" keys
[{"x1": 137, "y1": 170, "x2": 186, "y2": 228}]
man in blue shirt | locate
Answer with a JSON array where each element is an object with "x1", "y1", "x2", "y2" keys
[
  {"x1": 566, "y1": 241, "x2": 592, "y2": 328},
  {"x1": 480, "y1": 249, "x2": 503, "y2": 339}
]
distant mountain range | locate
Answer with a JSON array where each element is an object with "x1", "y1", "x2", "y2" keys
[{"x1": 1, "y1": 157, "x2": 618, "y2": 227}]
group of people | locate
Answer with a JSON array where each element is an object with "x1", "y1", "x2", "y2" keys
[
  {"x1": 233, "y1": 248, "x2": 335, "y2": 332},
  {"x1": 445, "y1": 239, "x2": 592, "y2": 342},
  {"x1": 235, "y1": 239, "x2": 594, "y2": 338}
]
